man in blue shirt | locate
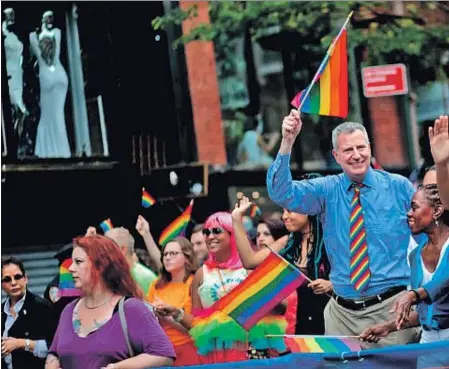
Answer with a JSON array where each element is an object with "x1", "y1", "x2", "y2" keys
[{"x1": 267, "y1": 109, "x2": 417, "y2": 347}]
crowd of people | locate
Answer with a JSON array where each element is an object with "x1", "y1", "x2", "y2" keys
[{"x1": 2, "y1": 115, "x2": 448, "y2": 369}]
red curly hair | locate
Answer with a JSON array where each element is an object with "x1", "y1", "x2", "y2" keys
[{"x1": 73, "y1": 235, "x2": 143, "y2": 299}]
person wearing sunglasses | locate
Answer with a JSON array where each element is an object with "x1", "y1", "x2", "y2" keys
[
  {"x1": 146, "y1": 237, "x2": 200, "y2": 366},
  {"x1": 189, "y1": 212, "x2": 286, "y2": 364},
  {"x1": 1, "y1": 256, "x2": 57, "y2": 369}
]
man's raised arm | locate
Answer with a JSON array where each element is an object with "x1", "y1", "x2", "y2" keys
[{"x1": 267, "y1": 110, "x2": 326, "y2": 215}]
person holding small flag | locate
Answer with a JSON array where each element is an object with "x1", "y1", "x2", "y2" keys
[
  {"x1": 232, "y1": 195, "x2": 331, "y2": 336},
  {"x1": 267, "y1": 110, "x2": 417, "y2": 347}
]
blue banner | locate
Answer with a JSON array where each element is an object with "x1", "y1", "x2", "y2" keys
[{"x1": 162, "y1": 341, "x2": 448, "y2": 369}]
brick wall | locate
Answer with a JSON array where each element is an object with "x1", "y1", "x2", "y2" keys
[
  {"x1": 179, "y1": 0, "x2": 227, "y2": 166},
  {"x1": 368, "y1": 96, "x2": 408, "y2": 168}
]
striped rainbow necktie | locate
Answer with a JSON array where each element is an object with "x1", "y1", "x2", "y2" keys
[{"x1": 349, "y1": 183, "x2": 371, "y2": 291}]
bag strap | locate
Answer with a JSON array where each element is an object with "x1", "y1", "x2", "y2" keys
[{"x1": 118, "y1": 297, "x2": 135, "y2": 357}]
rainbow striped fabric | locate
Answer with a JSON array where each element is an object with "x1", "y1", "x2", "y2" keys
[
  {"x1": 100, "y1": 218, "x2": 113, "y2": 233},
  {"x1": 249, "y1": 203, "x2": 262, "y2": 218},
  {"x1": 59, "y1": 258, "x2": 81, "y2": 297},
  {"x1": 291, "y1": 29, "x2": 348, "y2": 118},
  {"x1": 285, "y1": 336, "x2": 361, "y2": 353},
  {"x1": 158, "y1": 200, "x2": 194, "y2": 246},
  {"x1": 142, "y1": 187, "x2": 156, "y2": 208},
  {"x1": 214, "y1": 251, "x2": 306, "y2": 330},
  {"x1": 349, "y1": 184, "x2": 370, "y2": 291}
]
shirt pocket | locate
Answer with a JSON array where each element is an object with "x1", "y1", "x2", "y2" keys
[{"x1": 371, "y1": 203, "x2": 407, "y2": 238}]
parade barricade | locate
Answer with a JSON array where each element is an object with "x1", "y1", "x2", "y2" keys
[{"x1": 160, "y1": 341, "x2": 448, "y2": 369}]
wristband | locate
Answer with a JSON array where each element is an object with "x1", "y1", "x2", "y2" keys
[
  {"x1": 410, "y1": 289, "x2": 421, "y2": 303},
  {"x1": 174, "y1": 308, "x2": 185, "y2": 322}
]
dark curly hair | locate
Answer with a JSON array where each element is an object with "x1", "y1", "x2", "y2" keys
[{"x1": 420, "y1": 183, "x2": 449, "y2": 227}]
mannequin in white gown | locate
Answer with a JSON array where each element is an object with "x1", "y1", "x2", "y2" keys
[
  {"x1": 3, "y1": 9, "x2": 27, "y2": 132},
  {"x1": 30, "y1": 11, "x2": 71, "y2": 158}
]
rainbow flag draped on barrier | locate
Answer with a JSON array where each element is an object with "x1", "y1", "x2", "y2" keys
[
  {"x1": 58, "y1": 258, "x2": 81, "y2": 297},
  {"x1": 158, "y1": 200, "x2": 194, "y2": 246},
  {"x1": 142, "y1": 187, "x2": 156, "y2": 208},
  {"x1": 284, "y1": 335, "x2": 361, "y2": 354},
  {"x1": 291, "y1": 12, "x2": 351, "y2": 118},
  {"x1": 214, "y1": 251, "x2": 307, "y2": 329}
]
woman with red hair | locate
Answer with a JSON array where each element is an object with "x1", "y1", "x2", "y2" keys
[
  {"x1": 190, "y1": 212, "x2": 286, "y2": 364},
  {"x1": 45, "y1": 235, "x2": 175, "y2": 369}
]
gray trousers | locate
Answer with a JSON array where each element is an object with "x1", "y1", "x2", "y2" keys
[{"x1": 324, "y1": 290, "x2": 420, "y2": 349}]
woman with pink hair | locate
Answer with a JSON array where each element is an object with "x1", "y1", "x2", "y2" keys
[{"x1": 190, "y1": 212, "x2": 285, "y2": 364}]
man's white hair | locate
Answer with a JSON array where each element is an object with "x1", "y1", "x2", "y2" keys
[
  {"x1": 332, "y1": 121, "x2": 370, "y2": 150},
  {"x1": 105, "y1": 227, "x2": 135, "y2": 255}
]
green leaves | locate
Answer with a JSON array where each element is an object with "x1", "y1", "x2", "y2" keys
[{"x1": 152, "y1": 1, "x2": 449, "y2": 84}]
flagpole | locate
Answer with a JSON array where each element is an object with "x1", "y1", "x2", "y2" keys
[
  {"x1": 297, "y1": 11, "x2": 353, "y2": 112},
  {"x1": 266, "y1": 334, "x2": 360, "y2": 339}
]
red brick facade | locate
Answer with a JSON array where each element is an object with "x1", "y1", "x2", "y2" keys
[
  {"x1": 367, "y1": 96, "x2": 408, "y2": 168},
  {"x1": 180, "y1": 0, "x2": 227, "y2": 165}
]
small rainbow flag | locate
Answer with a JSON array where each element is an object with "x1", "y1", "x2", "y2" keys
[
  {"x1": 291, "y1": 14, "x2": 349, "y2": 118},
  {"x1": 214, "y1": 251, "x2": 306, "y2": 330},
  {"x1": 158, "y1": 200, "x2": 194, "y2": 246},
  {"x1": 142, "y1": 188, "x2": 156, "y2": 208},
  {"x1": 284, "y1": 335, "x2": 361, "y2": 354},
  {"x1": 249, "y1": 203, "x2": 262, "y2": 218},
  {"x1": 59, "y1": 258, "x2": 81, "y2": 297},
  {"x1": 100, "y1": 218, "x2": 113, "y2": 233}
]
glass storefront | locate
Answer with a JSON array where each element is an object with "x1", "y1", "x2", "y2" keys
[{"x1": 2, "y1": 3, "x2": 109, "y2": 160}]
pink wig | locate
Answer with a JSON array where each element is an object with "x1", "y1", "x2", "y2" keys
[{"x1": 203, "y1": 212, "x2": 243, "y2": 270}]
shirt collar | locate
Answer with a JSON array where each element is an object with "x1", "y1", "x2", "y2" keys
[
  {"x1": 3, "y1": 291, "x2": 26, "y2": 316},
  {"x1": 343, "y1": 167, "x2": 376, "y2": 191}
]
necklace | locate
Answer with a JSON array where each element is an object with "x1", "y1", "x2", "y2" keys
[{"x1": 83, "y1": 295, "x2": 113, "y2": 309}]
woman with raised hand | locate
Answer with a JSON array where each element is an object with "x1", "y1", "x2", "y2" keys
[
  {"x1": 147, "y1": 237, "x2": 200, "y2": 366},
  {"x1": 361, "y1": 184, "x2": 449, "y2": 367},
  {"x1": 45, "y1": 235, "x2": 175, "y2": 369},
  {"x1": 232, "y1": 185, "x2": 331, "y2": 335},
  {"x1": 190, "y1": 212, "x2": 286, "y2": 364}
]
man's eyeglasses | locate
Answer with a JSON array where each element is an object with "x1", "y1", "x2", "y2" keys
[
  {"x1": 202, "y1": 227, "x2": 224, "y2": 237},
  {"x1": 1, "y1": 273, "x2": 25, "y2": 283},
  {"x1": 162, "y1": 251, "x2": 182, "y2": 258}
]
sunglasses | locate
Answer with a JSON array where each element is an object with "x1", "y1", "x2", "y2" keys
[
  {"x1": 1, "y1": 273, "x2": 25, "y2": 283},
  {"x1": 162, "y1": 251, "x2": 182, "y2": 258},
  {"x1": 202, "y1": 227, "x2": 224, "y2": 237}
]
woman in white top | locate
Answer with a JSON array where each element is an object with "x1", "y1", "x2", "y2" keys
[
  {"x1": 190, "y1": 212, "x2": 286, "y2": 364},
  {"x1": 361, "y1": 184, "x2": 449, "y2": 367}
]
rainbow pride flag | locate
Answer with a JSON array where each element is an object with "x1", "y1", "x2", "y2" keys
[
  {"x1": 249, "y1": 203, "x2": 262, "y2": 218},
  {"x1": 291, "y1": 16, "x2": 349, "y2": 118},
  {"x1": 214, "y1": 251, "x2": 306, "y2": 330},
  {"x1": 100, "y1": 218, "x2": 113, "y2": 233},
  {"x1": 285, "y1": 335, "x2": 361, "y2": 353},
  {"x1": 158, "y1": 200, "x2": 194, "y2": 246},
  {"x1": 59, "y1": 258, "x2": 81, "y2": 297},
  {"x1": 142, "y1": 188, "x2": 156, "y2": 208}
]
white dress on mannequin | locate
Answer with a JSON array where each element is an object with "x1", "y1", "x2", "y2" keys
[
  {"x1": 30, "y1": 28, "x2": 71, "y2": 158},
  {"x1": 3, "y1": 25, "x2": 26, "y2": 113}
]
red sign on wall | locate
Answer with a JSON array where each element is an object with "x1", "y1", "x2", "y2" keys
[{"x1": 361, "y1": 64, "x2": 408, "y2": 98}]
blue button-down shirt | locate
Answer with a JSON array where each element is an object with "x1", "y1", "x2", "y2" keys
[{"x1": 267, "y1": 153, "x2": 416, "y2": 299}]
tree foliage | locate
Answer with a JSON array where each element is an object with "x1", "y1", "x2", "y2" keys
[{"x1": 152, "y1": 1, "x2": 449, "y2": 83}]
